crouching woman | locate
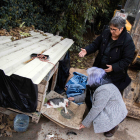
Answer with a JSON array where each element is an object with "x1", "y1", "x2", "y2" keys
[{"x1": 69, "y1": 67, "x2": 128, "y2": 137}]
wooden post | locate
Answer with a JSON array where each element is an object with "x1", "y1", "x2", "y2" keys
[{"x1": 51, "y1": 68, "x2": 58, "y2": 91}]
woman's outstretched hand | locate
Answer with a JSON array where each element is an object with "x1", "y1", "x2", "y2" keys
[
  {"x1": 79, "y1": 124, "x2": 85, "y2": 129},
  {"x1": 79, "y1": 48, "x2": 87, "y2": 57}
]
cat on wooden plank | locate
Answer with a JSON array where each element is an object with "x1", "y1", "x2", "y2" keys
[{"x1": 44, "y1": 98, "x2": 70, "y2": 113}]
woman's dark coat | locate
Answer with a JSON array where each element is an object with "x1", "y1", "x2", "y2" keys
[{"x1": 85, "y1": 27, "x2": 135, "y2": 91}]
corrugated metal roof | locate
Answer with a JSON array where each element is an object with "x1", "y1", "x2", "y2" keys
[{"x1": 0, "y1": 30, "x2": 74, "y2": 84}]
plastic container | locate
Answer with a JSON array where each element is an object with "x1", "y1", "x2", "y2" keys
[{"x1": 14, "y1": 114, "x2": 29, "y2": 132}]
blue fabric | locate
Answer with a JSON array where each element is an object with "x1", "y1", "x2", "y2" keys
[
  {"x1": 65, "y1": 72, "x2": 87, "y2": 88},
  {"x1": 66, "y1": 84, "x2": 85, "y2": 98},
  {"x1": 72, "y1": 100, "x2": 84, "y2": 105},
  {"x1": 66, "y1": 72, "x2": 87, "y2": 104},
  {"x1": 77, "y1": 102, "x2": 84, "y2": 105}
]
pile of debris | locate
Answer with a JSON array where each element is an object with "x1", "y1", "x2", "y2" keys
[
  {"x1": 0, "y1": 23, "x2": 35, "y2": 41},
  {"x1": 0, "y1": 113, "x2": 16, "y2": 137}
]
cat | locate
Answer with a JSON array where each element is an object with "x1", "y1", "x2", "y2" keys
[{"x1": 44, "y1": 98, "x2": 70, "y2": 113}]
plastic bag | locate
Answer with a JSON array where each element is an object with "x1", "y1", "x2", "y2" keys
[{"x1": 0, "y1": 69, "x2": 38, "y2": 112}]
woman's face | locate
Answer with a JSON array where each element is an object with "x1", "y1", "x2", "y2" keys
[{"x1": 109, "y1": 25, "x2": 123, "y2": 38}]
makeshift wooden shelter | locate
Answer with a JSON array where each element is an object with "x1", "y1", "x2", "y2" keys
[{"x1": 0, "y1": 30, "x2": 74, "y2": 124}]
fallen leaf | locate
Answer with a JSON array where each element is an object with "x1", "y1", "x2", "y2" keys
[
  {"x1": 77, "y1": 60, "x2": 81, "y2": 62},
  {"x1": 8, "y1": 113, "x2": 16, "y2": 121},
  {"x1": 0, "y1": 124, "x2": 5, "y2": 129}
]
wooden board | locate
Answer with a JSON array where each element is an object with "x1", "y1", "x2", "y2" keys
[
  {"x1": 0, "y1": 107, "x2": 41, "y2": 123},
  {"x1": 41, "y1": 91, "x2": 86, "y2": 129},
  {"x1": 123, "y1": 69, "x2": 140, "y2": 119}
]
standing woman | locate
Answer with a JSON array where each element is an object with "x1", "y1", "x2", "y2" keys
[
  {"x1": 79, "y1": 16, "x2": 135, "y2": 92},
  {"x1": 69, "y1": 67, "x2": 128, "y2": 137}
]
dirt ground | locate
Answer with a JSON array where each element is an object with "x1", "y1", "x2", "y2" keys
[
  {"x1": 1, "y1": 116, "x2": 140, "y2": 140},
  {"x1": 70, "y1": 51, "x2": 97, "y2": 70},
  {"x1": 69, "y1": 33, "x2": 98, "y2": 70}
]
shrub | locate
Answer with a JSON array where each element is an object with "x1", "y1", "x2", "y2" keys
[{"x1": 0, "y1": 0, "x2": 122, "y2": 50}]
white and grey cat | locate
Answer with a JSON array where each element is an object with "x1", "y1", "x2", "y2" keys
[{"x1": 44, "y1": 98, "x2": 70, "y2": 113}]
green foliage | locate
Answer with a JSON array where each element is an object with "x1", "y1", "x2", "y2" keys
[
  {"x1": 0, "y1": 0, "x2": 122, "y2": 50},
  {"x1": 19, "y1": 31, "x2": 31, "y2": 37},
  {"x1": 19, "y1": 22, "x2": 25, "y2": 28},
  {"x1": 93, "y1": 0, "x2": 122, "y2": 34},
  {"x1": 0, "y1": 0, "x2": 45, "y2": 31}
]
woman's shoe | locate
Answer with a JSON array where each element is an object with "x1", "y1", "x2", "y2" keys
[{"x1": 104, "y1": 125, "x2": 119, "y2": 137}]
